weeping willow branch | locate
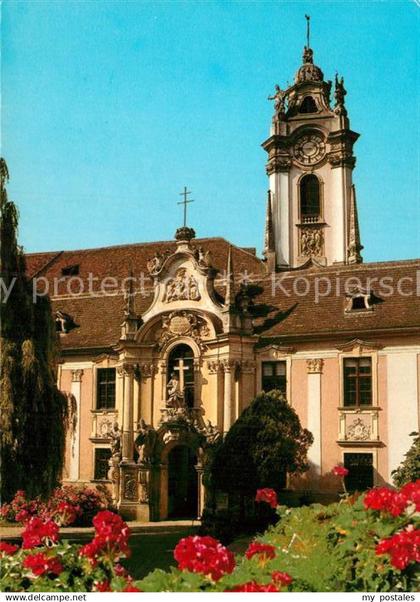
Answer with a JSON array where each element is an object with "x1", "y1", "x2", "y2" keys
[{"x1": 1, "y1": 157, "x2": 69, "y2": 501}]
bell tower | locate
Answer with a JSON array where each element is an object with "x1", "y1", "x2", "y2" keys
[{"x1": 262, "y1": 19, "x2": 363, "y2": 269}]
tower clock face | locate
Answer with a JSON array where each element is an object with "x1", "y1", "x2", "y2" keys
[{"x1": 293, "y1": 134, "x2": 326, "y2": 165}]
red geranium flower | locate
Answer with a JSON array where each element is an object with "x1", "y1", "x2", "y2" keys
[
  {"x1": 332, "y1": 465, "x2": 349, "y2": 477},
  {"x1": 400, "y1": 480, "x2": 420, "y2": 512},
  {"x1": 174, "y1": 535, "x2": 235, "y2": 581},
  {"x1": 114, "y1": 563, "x2": 128, "y2": 576},
  {"x1": 226, "y1": 581, "x2": 279, "y2": 592},
  {"x1": 15, "y1": 509, "x2": 31, "y2": 523},
  {"x1": 55, "y1": 501, "x2": 79, "y2": 526},
  {"x1": 95, "y1": 581, "x2": 111, "y2": 592},
  {"x1": 255, "y1": 488, "x2": 278, "y2": 509},
  {"x1": 93, "y1": 510, "x2": 131, "y2": 552},
  {"x1": 79, "y1": 538, "x2": 103, "y2": 563},
  {"x1": 0, "y1": 542, "x2": 19, "y2": 555},
  {"x1": 363, "y1": 486, "x2": 413, "y2": 517},
  {"x1": 79, "y1": 510, "x2": 131, "y2": 561},
  {"x1": 271, "y1": 570, "x2": 293, "y2": 586},
  {"x1": 376, "y1": 526, "x2": 420, "y2": 570},
  {"x1": 245, "y1": 542, "x2": 276, "y2": 562},
  {"x1": 123, "y1": 578, "x2": 142, "y2": 592},
  {"x1": 23, "y1": 552, "x2": 63, "y2": 576},
  {"x1": 22, "y1": 517, "x2": 59, "y2": 549}
]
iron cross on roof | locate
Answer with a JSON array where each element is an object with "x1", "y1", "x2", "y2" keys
[
  {"x1": 305, "y1": 14, "x2": 311, "y2": 47},
  {"x1": 177, "y1": 186, "x2": 194, "y2": 227}
]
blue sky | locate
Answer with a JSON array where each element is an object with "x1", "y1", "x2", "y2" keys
[{"x1": 2, "y1": 0, "x2": 419, "y2": 261}]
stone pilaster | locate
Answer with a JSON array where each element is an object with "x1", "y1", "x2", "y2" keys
[
  {"x1": 117, "y1": 362, "x2": 141, "y2": 520},
  {"x1": 117, "y1": 363, "x2": 135, "y2": 462},
  {"x1": 138, "y1": 362, "x2": 154, "y2": 427},
  {"x1": 69, "y1": 369, "x2": 83, "y2": 481},
  {"x1": 207, "y1": 360, "x2": 224, "y2": 430},
  {"x1": 222, "y1": 359, "x2": 239, "y2": 433},
  {"x1": 306, "y1": 359, "x2": 324, "y2": 477}
]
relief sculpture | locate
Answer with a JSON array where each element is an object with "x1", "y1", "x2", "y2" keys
[
  {"x1": 301, "y1": 227, "x2": 324, "y2": 257},
  {"x1": 164, "y1": 268, "x2": 200, "y2": 302}
]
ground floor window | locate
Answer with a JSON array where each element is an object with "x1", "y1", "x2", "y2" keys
[
  {"x1": 94, "y1": 448, "x2": 111, "y2": 480},
  {"x1": 343, "y1": 452, "x2": 374, "y2": 491},
  {"x1": 262, "y1": 361, "x2": 286, "y2": 394}
]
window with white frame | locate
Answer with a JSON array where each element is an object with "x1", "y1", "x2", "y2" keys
[
  {"x1": 343, "y1": 357, "x2": 372, "y2": 407},
  {"x1": 96, "y1": 368, "x2": 116, "y2": 410},
  {"x1": 262, "y1": 361, "x2": 287, "y2": 394}
]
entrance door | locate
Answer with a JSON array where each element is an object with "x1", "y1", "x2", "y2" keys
[{"x1": 168, "y1": 445, "x2": 198, "y2": 519}]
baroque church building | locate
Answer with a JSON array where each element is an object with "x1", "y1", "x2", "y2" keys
[{"x1": 27, "y1": 43, "x2": 420, "y2": 520}]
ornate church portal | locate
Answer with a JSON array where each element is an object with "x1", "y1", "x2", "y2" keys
[{"x1": 109, "y1": 225, "x2": 245, "y2": 520}]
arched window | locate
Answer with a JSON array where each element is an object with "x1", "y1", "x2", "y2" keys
[
  {"x1": 300, "y1": 174, "x2": 321, "y2": 221},
  {"x1": 299, "y1": 96, "x2": 318, "y2": 114},
  {"x1": 167, "y1": 344, "x2": 195, "y2": 408}
]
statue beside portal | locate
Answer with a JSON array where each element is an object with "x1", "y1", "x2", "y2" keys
[
  {"x1": 166, "y1": 372, "x2": 185, "y2": 409},
  {"x1": 202, "y1": 420, "x2": 222, "y2": 445},
  {"x1": 108, "y1": 422, "x2": 122, "y2": 504},
  {"x1": 109, "y1": 422, "x2": 122, "y2": 457},
  {"x1": 135, "y1": 419, "x2": 156, "y2": 465}
]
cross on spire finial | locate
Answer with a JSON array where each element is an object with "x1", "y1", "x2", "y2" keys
[
  {"x1": 305, "y1": 15, "x2": 311, "y2": 48},
  {"x1": 177, "y1": 186, "x2": 194, "y2": 228},
  {"x1": 305, "y1": 14, "x2": 311, "y2": 48}
]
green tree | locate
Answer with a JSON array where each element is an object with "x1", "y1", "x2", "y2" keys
[
  {"x1": 210, "y1": 390, "x2": 313, "y2": 496},
  {"x1": 392, "y1": 431, "x2": 420, "y2": 487},
  {"x1": 0, "y1": 158, "x2": 69, "y2": 502}
]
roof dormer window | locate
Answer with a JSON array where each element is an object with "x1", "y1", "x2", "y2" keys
[
  {"x1": 345, "y1": 288, "x2": 375, "y2": 313},
  {"x1": 55, "y1": 310, "x2": 77, "y2": 333},
  {"x1": 61, "y1": 264, "x2": 79, "y2": 277}
]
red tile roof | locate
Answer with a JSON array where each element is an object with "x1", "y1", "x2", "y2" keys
[
  {"x1": 252, "y1": 259, "x2": 420, "y2": 342},
  {"x1": 26, "y1": 237, "x2": 265, "y2": 351},
  {"x1": 25, "y1": 239, "x2": 420, "y2": 352}
]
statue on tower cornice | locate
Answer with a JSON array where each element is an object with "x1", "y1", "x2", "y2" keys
[
  {"x1": 334, "y1": 74, "x2": 348, "y2": 116},
  {"x1": 268, "y1": 84, "x2": 287, "y2": 115}
]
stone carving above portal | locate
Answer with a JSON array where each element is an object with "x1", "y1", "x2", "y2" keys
[
  {"x1": 92, "y1": 413, "x2": 118, "y2": 440},
  {"x1": 347, "y1": 417, "x2": 371, "y2": 441},
  {"x1": 156, "y1": 311, "x2": 210, "y2": 349},
  {"x1": 300, "y1": 227, "x2": 324, "y2": 257},
  {"x1": 338, "y1": 409, "x2": 379, "y2": 444},
  {"x1": 164, "y1": 268, "x2": 200, "y2": 303}
]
